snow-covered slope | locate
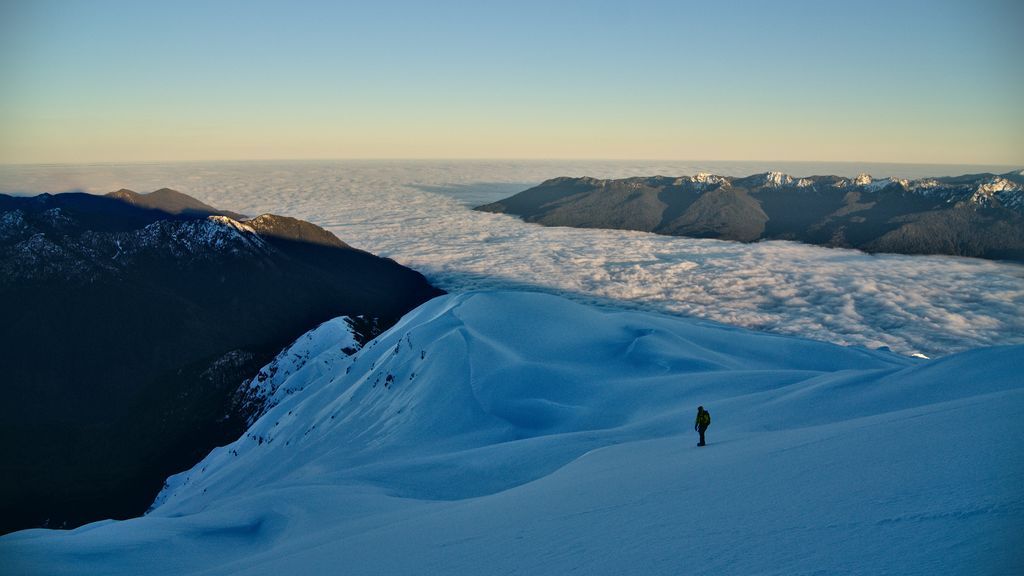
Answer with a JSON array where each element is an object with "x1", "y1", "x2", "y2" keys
[
  {"x1": 3, "y1": 292, "x2": 1022, "y2": 575},
  {"x1": 231, "y1": 316, "x2": 364, "y2": 427}
]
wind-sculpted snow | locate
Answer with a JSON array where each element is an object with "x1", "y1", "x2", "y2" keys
[
  {"x1": 3, "y1": 292, "x2": 1021, "y2": 575},
  {"x1": 233, "y1": 316, "x2": 362, "y2": 427},
  {"x1": 152, "y1": 292, "x2": 914, "y2": 511},
  {"x1": 2, "y1": 160, "x2": 1023, "y2": 357}
]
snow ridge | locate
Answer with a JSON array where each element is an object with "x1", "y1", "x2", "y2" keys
[
  {"x1": 3, "y1": 291, "x2": 1022, "y2": 575},
  {"x1": 153, "y1": 291, "x2": 917, "y2": 512},
  {"x1": 760, "y1": 171, "x2": 794, "y2": 187},
  {"x1": 235, "y1": 317, "x2": 362, "y2": 426},
  {"x1": 132, "y1": 216, "x2": 266, "y2": 256},
  {"x1": 691, "y1": 171, "x2": 728, "y2": 190}
]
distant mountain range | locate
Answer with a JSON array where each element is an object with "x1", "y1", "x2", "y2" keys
[
  {"x1": 0, "y1": 188, "x2": 442, "y2": 534},
  {"x1": 476, "y1": 170, "x2": 1024, "y2": 260}
]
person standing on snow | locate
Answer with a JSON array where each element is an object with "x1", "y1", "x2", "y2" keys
[{"x1": 695, "y1": 406, "x2": 711, "y2": 446}]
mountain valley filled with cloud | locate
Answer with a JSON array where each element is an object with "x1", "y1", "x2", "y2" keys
[{"x1": 4, "y1": 160, "x2": 1020, "y2": 358}]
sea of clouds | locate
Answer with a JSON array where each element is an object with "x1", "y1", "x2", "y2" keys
[{"x1": 2, "y1": 159, "x2": 1022, "y2": 357}]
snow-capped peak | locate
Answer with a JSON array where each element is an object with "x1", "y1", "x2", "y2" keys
[
  {"x1": 690, "y1": 172, "x2": 727, "y2": 191},
  {"x1": 795, "y1": 178, "x2": 815, "y2": 188},
  {"x1": 692, "y1": 172, "x2": 718, "y2": 183},
  {"x1": 760, "y1": 171, "x2": 793, "y2": 187},
  {"x1": 970, "y1": 177, "x2": 1024, "y2": 209},
  {"x1": 853, "y1": 173, "x2": 873, "y2": 186},
  {"x1": 864, "y1": 177, "x2": 909, "y2": 192},
  {"x1": 975, "y1": 177, "x2": 1019, "y2": 195}
]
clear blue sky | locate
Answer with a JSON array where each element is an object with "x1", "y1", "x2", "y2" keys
[{"x1": 1, "y1": 0, "x2": 1021, "y2": 164}]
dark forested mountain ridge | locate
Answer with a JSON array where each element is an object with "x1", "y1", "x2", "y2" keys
[
  {"x1": 476, "y1": 170, "x2": 1024, "y2": 260},
  {"x1": 0, "y1": 189, "x2": 443, "y2": 534}
]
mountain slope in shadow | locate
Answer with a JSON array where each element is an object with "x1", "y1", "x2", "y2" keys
[{"x1": 0, "y1": 189, "x2": 443, "y2": 534}]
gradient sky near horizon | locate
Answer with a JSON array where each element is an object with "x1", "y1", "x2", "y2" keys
[{"x1": 1, "y1": 0, "x2": 1021, "y2": 165}]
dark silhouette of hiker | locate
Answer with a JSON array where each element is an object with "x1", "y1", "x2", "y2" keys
[{"x1": 695, "y1": 406, "x2": 711, "y2": 446}]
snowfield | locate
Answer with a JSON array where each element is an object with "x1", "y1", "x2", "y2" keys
[{"x1": 3, "y1": 291, "x2": 1021, "y2": 575}]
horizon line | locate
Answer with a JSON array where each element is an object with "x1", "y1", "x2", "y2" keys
[{"x1": 1, "y1": 157, "x2": 1021, "y2": 170}]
